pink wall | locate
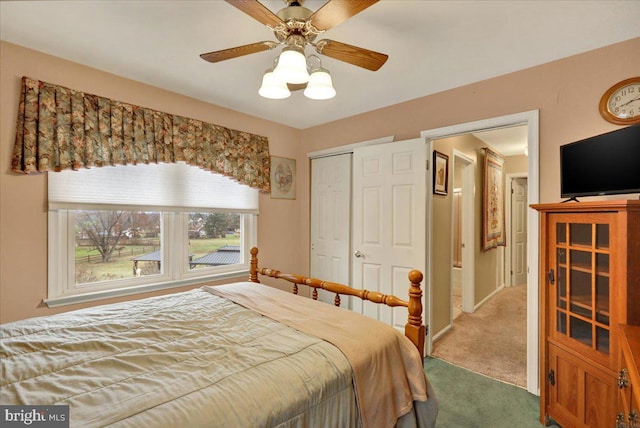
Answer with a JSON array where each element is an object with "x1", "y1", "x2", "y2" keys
[
  {"x1": 2, "y1": 38, "x2": 640, "y2": 323},
  {"x1": 0, "y1": 42, "x2": 302, "y2": 323},
  {"x1": 296, "y1": 37, "x2": 640, "y2": 276}
]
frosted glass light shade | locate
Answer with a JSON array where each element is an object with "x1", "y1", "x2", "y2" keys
[
  {"x1": 304, "y1": 68, "x2": 336, "y2": 100},
  {"x1": 258, "y1": 70, "x2": 291, "y2": 99},
  {"x1": 273, "y1": 47, "x2": 309, "y2": 84}
]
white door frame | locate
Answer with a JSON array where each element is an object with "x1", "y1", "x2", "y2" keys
[
  {"x1": 451, "y1": 150, "x2": 475, "y2": 315},
  {"x1": 421, "y1": 110, "x2": 540, "y2": 396},
  {"x1": 505, "y1": 173, "x2": 528, "y2": 288}
]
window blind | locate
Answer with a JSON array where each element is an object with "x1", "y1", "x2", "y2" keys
[{"x1": 48, "y1": 162, "x2": 259, "y2": 213}]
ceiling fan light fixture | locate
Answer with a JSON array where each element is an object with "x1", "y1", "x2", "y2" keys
[
  {"x1": 202, "y1": 0, "x2": 388, "y2": 102},
  {"x1": 273, "y1": 46, "x2": 309, "y2": 84},
  {"x1": 258, "y1": 69, "x2": 291, "y2": 99},
  {"x1": 304, "y1": 67, "x2": 336, "y2": 100}
]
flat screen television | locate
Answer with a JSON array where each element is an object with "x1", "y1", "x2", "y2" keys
[{"x1": 560, "y1": 123, "x2": 640, "y2": 199}]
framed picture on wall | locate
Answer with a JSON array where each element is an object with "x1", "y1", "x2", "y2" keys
[
  {"x1": 482, "y1": 148, "x2": 506, "y2": 251},
  {"x1": 270, "y1": 156, "x2": 296, "y2": 199},
  {"x1": 433, "y1": 151, "x2": 449, "y2": 195}
]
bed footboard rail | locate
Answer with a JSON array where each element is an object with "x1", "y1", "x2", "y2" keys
[{"x1": 248, "y1": 247, "x2": 426, "y2": 362}]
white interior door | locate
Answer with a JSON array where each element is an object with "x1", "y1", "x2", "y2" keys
[
  {"x1": 351, "y1": 138, "x2": 426, "y2": 330},
  {"x1": 511, "y1": 177, "x2": 528, "y2": 286},
  {"x1": 310, "y1": 154, "x2": 352, "y2": 306}
]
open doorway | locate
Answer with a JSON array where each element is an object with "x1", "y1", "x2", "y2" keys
[
  {"x1": 451, "y1": 150, "x2": 475, "y2": 320},
  {"x1": 422, "y1": 110, "x2": 539, "y2": 395},
  {"x1": 431, "y1": 126, "x2": 529, "y2": 387}
]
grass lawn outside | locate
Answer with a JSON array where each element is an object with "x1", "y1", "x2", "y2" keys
[{"x1": 76, "y1": 236, "x2": 240, "y2": 283}]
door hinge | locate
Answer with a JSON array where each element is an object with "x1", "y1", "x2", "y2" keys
[
  {"x1": 548, "y1": 369, "x2": 555, "y2": 386},
  {"x1": 547, "y1": 269, "x2": 555, "y2": 285},
  {"x1": 426, "y1": 159, "x2": 429, "y2": 171}
]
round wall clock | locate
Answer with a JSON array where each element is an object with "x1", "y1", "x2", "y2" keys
[{"x1": 599, "y1": 77, "x2": 640, "y2": 125}]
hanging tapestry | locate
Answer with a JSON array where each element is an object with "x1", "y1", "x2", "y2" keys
[
  {"x1": 11, "y1": 76, "x2": 271, "y2": 193},
  {"x1": 482, "y1": 147, "x2": 506, "y2": 251}
]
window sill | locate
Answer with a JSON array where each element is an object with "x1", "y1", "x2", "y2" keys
[{"x1": 44, "y1": 269, "x2": 250, "y2": 308}]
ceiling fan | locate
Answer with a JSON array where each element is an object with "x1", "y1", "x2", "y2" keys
[{"x1": 200, "y1": 0, "x2": 388, "y2": 71}]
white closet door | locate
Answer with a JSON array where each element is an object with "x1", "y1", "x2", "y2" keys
[
  {"x1": 310, "y1": 154, "x2": 352, "y2": 307},
  {"x1": 511, "y1": 177, "x2": 528, "y2": 286},
  {"x1": 351, "y1": 138, "x2": 426, "y2": 330}
]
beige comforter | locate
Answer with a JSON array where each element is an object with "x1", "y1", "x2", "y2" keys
[
  {"x1": 1, "y1": 288, "x2": 358, "y2": 427},
  {"x1": 206, "y1": 282, "x2": 432, "y2": 428},
  {"x1": 1, "y1": 283, "x2": 437, "y2": 427}
]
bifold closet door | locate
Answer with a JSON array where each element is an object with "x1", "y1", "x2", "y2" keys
[{"x1": 310, "y1": 154, "x2": 352, "y2": 307}]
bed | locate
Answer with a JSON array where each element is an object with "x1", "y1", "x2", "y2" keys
[{"x1": 1, "y1": 247, "x2": 438, "y2": 427}]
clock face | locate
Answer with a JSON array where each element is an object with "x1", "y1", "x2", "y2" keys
[
  {"x1": 600, "y1": 77, "x2": 640, "y2": 125},
  {"x1": 607, "y1": 83, "x2": 640, "y2": 119}
]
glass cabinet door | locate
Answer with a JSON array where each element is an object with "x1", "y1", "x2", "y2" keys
[{"x1": 553, "y1": 219, "x2": 610, "y2": 355}]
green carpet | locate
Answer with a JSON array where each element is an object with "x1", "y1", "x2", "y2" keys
[{"x1": 423, "y1": 357, "x2": 556, "y2": 428}]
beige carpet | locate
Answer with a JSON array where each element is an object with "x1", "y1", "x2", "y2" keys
[
  {"x1": 432, "y1": 284, "x2": 527, "y2": 387},
  {"x1": 452, "y1": 286, "x2": 462, "y2": 320}
]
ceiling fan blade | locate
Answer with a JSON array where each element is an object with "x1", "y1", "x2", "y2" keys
[
  {"x1": 225, "y1": 0, "x2": 283, "y2": 28},
  {"x1": 200, "y1": 41, "x2": 278, "y2": 63},
  {"x1": 308, "y1": 0, "x2": 379, "y2": 32},
  {"x1": 315, "y1": 39, "x2": 388, "y2": 71}
]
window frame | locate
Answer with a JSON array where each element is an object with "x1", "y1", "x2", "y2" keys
[{"x1": 46, "y1": 208, "x2": 257, "y2": 308}]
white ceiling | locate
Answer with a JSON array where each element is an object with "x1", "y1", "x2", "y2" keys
[
  {"x1": 473, "y1": 126, "x2": 529, "y2": 157},
  {"x1": 2, "y1": 0, "x2": 639, "y2": 137}
]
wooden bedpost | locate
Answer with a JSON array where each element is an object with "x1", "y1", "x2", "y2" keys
[
  {"x1": 249, "y1": 247, "x2": 259, "y2": 283},
  {"x1": 405, "y1": 269, "x2": 426, "y2": 364}
]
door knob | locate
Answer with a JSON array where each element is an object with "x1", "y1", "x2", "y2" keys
[{"x1": 354, "y1": 250, "x2": 364, "y2": 258}]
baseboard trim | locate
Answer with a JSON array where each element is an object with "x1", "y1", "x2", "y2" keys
[
  {"x1": 431, "y1": 323, "x2": 452, "y2": 342},
  {"x1": 431, "y1": 285, "x2": 506, "y2": 346},
  {"x1": 474, "y1": 285, "x2": 505, "y2": 312}
]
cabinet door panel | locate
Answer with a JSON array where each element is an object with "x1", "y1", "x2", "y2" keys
[
  {"x1": 549, "y1": 345, "x2": 581, "y2": 424},
  {"x1": 557, "y1": 359, "x2": 579, "y2": 415},
  {"x1": 549, "y1": 213, "x2": 613, "y2": 369},
  {"x1": 584, "y1": 371, "x2": 615, "y2": 427},
  {"x1": 549, "y1": 344, "x2": 615, "y2": 428}
]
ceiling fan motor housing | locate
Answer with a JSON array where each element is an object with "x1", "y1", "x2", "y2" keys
[
  {"x1": 276, "y1": 5, "x2": 312, "y2": 21},
  {"x1": 275, "y1": 2, "x2": 318, "y2": 44}
]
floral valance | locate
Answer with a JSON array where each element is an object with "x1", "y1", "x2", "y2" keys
[{"x1": 11, "y1": 76, "x2": 271, "y2": 193}]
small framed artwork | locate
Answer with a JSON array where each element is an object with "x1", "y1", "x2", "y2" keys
[
  {"x1": 270, "y1": 156, "x2": 296, "y2": 199},
  {"x1": 433, "y1": 151, "x2": 449, "y2": 196}
]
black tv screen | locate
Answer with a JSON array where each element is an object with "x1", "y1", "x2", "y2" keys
[{"x1": 560, "y1": 123, "x2": 640, "y2": 198}]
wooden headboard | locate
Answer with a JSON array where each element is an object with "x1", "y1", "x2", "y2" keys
[{"x1": 248, "y1": 247, "x2": 426, "y2": 362}]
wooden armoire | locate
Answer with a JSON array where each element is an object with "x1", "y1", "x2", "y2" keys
[{"x1": 533, "y1": 200, "x2": 640, "y2": 427}]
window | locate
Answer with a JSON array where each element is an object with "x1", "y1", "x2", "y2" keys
[
  {"x1": 75, "y1": 210, "x2": 163, "y2": 284},
  {"x1": 187, "y1": 213, "x2": 242, "y2": 271},
  {"x1": 47, "y1": 163, "x2": 258, "y2": 307}
]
